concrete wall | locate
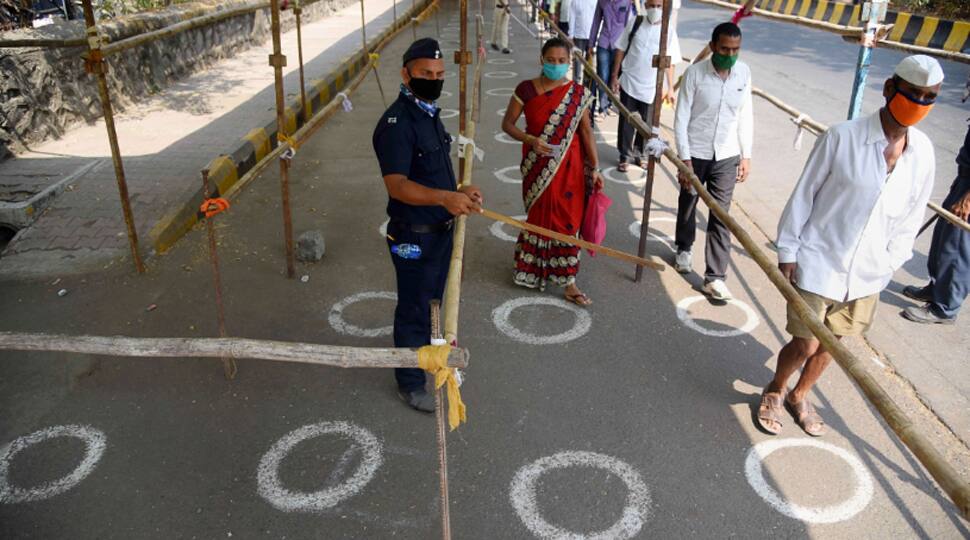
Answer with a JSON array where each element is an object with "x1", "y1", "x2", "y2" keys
[{"x1": 0, "y1": 0, "x2": 355, "y2": 159}]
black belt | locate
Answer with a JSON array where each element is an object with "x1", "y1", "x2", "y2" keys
[{"x1": 390, "y1": 219, "x2": 454, "y2": 234}]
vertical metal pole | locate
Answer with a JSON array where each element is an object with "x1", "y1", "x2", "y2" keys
[
  {"x1": 458, "y1": 0, "x2": 469, "y2": 177},
  {"x1": 361, "y1": 0, "x2": 387, "y2": 107},
  {"x1": 847, "y1": 0, "x2": 886, "y2": 120},
  {"x1": 635, "y1": 0, "x2": 672, "y2": 282},
  {"x1": 80, "y1": 0, "x2": 145, "y2": 274},
  {"x1": 412, "y1": 0, "x2": 417, "y2": 40},
  {"x1": 201, "y1": 170, "x2": 237, "y2": 380},
  {"x1": 268, "y1": 0, "x2": 296, "y2": 278},
  {"x1": 294, "y1": 1, "x2": 309, "y2": 121},
  {"x1": 429, "y1": 300, "x2": 452, "y2": 540}
]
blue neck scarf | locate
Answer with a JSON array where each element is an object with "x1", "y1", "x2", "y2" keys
[{"x1": 400, "y1": 84, "x2": 439, "y2": 117}]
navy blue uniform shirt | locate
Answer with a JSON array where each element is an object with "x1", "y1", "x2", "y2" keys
[
  {"x1": 373, "y1": 92, "x2": 456, "y2": 225},
  {"x1": 958, "y1": 122, "x2": 970, "y2": 171}
]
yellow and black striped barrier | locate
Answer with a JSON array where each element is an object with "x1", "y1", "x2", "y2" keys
[{"x1": 720, "y1": 0, "x2": 968, "y2": 54}]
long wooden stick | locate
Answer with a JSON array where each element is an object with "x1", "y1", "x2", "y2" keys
[
  {"x1": 479, "y1": 208, "x2": 666, "y2": 271},
  {"x1": 0, "y1": 332, "x2": 469, "y2": 369},
  {"x1": 928, "y1": 201, "x2": 970, "y2": 234}
]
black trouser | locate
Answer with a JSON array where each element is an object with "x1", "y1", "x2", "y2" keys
[
  {"x1": 386, "y1": 221, "x2": 454, "y2": 392},
  {"x1": 675, "y1": 155, "x2": 740, "y2": 281},
  {"x1": 617, "y1": 88, "x2": 653, "y2": 163}
]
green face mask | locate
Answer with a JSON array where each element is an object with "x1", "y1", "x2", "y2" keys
[{"x1": 711, "y1": 52, "x2": 738, "y2": 70}]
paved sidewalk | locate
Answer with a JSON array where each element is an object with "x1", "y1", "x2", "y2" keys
[{"x1": 0, "y1": 0, "x2": 404, "y2": 277}]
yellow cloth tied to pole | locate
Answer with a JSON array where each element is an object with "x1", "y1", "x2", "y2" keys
[
  {"x1": 369, "y1": 52, "x2": 380, "y2": 66},
  {"x1": 417, "y1": 345, "x2": 466, "y2": 430}
]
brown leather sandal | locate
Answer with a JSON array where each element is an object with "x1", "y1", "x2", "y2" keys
[
  {"x1": 757, "y1": 391, "x2": 785, "y2": 435},
  {"x1": 785, "y1": 397, "x2": 827, "y2": 437}
]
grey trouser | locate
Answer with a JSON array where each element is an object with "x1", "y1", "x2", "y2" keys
[{"x1": 675, "y1": 155, "x2": 740, "y2": 281}]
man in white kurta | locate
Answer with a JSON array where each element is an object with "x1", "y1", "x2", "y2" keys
[{"x1": 758, "y1": 55, "x2": 943, "y2": 437}]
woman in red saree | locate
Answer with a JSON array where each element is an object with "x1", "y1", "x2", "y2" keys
[{"x1": 500, "y1": 37, "x2": 605, "y2": 306}]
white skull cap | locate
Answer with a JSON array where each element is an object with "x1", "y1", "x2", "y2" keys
[{"x1": 893, "y1": 55, "x2": 944, "y2": 87}]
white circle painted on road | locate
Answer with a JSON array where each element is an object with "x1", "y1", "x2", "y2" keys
[
  {"x1": 497, "y1": 108, "x2": 507, "y2": 117},
  {"x1": 257, "y1": 421, "x2": 383, "y2": 513},
  {"x1": 490, "y1": 215, "x2": 527, "y2": 241},
  {"x1": 493, "y1": 166, "x2": 523, "y2": 184},
  {"x1": 0, "y1": 425, "x2": 107, "y2": 504},
  {"x1": 495, "y1": 132, "x2": 519, "y2": 145},
  {"x1": 378, "y1": 218, "x2": 388, "y2": 237},
  {"x1": 675, "y1": 295, "x2": 759, "y2": 337},
  {"x1": 485, "y1": 71, "x2": 518, "y2": 79},
  {"x1": 603, "y1": 166, "x2": 646, "y2": 187},
  {"x1": 487, "y1": 87, "x2": 515, "y2": 97},
  {"x1": 488, "y1": 58, "x2": 515, "y2": 65},
  {"x1": 510, "y1": 451, "x2": 652, "y2": 539},
  {"x1": 594, "y1": 130, "x2": 617, "y2": 145},
  {"x1": 328, "y1": 291, "x2": 397, "y2": 338},
  {"x1": 492, "y1": 297, "x2": 592, "y2": 345},
  {"x1": 444, "y1": 71, "x2": 457, "y2": 79},
  {"x1": 439, "y1": 90, "x2": 454, "y2": 99},
  {"x1": 628, "y1": 218, "x2": 676, "y2": 253},
  {"x1": 440, "y1": 109, "x2": 459, "y2": 119},
  {"x1": 745, "y1": 438, "x2": 874, "y2": 524}
]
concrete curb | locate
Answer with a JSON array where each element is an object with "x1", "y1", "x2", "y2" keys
[
  {"x1": 720, "y1": 0, "x2": 968, "y2": 54},
  {"x1": 149, "y1": 0, "x2": 436, "y2": 254}
]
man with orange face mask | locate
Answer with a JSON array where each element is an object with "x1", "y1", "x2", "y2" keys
[{"x1": 755, "y1": 55, "x2": 942, "y2": 438}]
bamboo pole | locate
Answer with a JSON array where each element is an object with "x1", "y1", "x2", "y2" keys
[
  {"x1": 928, "y1": 201, "x2": 970, "y2": 234},
  {"x1": 443, "y1": 135, "x2": 475, "y2": 345},
  {"x1": 201, "y1": 169, "x2": 237, "y2": 379},
  {"x1": 80, "y1": 0, "x2": 145, "y2": 275},
  {"x1": 267, "y1": 0, "x2": 297, "y2": 279},
  {"x1": 457, "y1": 0, "x2": 470, "y2": 187},
  {"x1": 429, "y1": 300, "x2": 452, "y2": 540},
  {"x1": 0, "y1": 332, "x2": 470, "y2": 369},
  {"x1": 479, "y1": 209, "x2": 665, "y2": 270},
  {"x1": 634, "y1": 0, "x2": 672, "y2": 283}
]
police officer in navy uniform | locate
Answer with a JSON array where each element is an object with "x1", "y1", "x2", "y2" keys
[{"x1": 373, "y1": 38, "x2": 484, "y2": 412}]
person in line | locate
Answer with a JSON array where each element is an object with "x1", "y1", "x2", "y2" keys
[
  {"x1": 552, "y1": 0, "x2": 571, "y2": 35},
  {"x1": 501, "y1": 37, "x2": 606, "y2": 306},
  {"x1": 609, "y1": 0, "x2": 681, "y2": 172},
  {"x1": 588, "y1": 0, "x2": 634, "y2": 117},
  {"x1": 491, "y1": 1, "x2": 512, "y2": 54},
  {"x1": 568, "y1": 0, "x2": 597, "y2": 83},
  {"x1": 672, "y1": 22, "x2": 751, "y2": 301},
  {"x1": 373, "y1": 39, "x2": 484, "y2": 412},
  {"x1": 758, "y1": 55, "x2": 942, "y2": 436},
  {"x1": 902, "y1": 91, "x2": 970, "y2": 325}
]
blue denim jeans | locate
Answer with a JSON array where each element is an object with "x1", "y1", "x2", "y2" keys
[
  {"x1": 925, "y1": 170, "x2": 970, "y2": 318},
  {"x1": 595, "y1": 46, "x2": 615, "y2": 113}
]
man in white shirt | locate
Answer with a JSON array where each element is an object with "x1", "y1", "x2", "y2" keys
[
  {"x1": 568, "y1": 0, "x2": 597, "y2": 82},
  {"x1": 609, "y1": 0, "x2": 681, "y2": 171},
  {"x1": 758, "y1": 55, "x2": 943, "y2": 438},
  {"x1": 673, "y1": 22, "x2": 751, "y2": 300}
]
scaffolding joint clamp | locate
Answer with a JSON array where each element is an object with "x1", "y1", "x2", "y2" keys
[
  {"x1": 652, "y1": 54, "x2": 671, "y2": 69},
  {"x1": 268, "y1": 53, "x2": 288, "y2": 68},
  {"x1": 454, "y1": 51, "x2": 472, "y2": 65}
]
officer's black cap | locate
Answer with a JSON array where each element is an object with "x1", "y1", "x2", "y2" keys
[{"x1": 402, "y1": 38, "x2": 443, "y2": 66}]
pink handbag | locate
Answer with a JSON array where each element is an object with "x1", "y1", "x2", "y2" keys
[{"x1": 580, "y1": 188, "x2": 612, "y2": 256}]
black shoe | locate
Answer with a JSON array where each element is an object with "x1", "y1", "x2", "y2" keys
[
  {"x1": 491, "y1": 43, "x2": 500, "y2": 51},
  {"x1": 502, "y1": 48, "x2": 512, "y2": 54},
  {"x1": 902, "y1": 304, "x2": 956, "y2": 325},
  {"x1": 398, "y1": 388, "x2": 435, "y2": 413},
  {"x1": 902, "y1": 284, "x2": 933, "y2": 303}
]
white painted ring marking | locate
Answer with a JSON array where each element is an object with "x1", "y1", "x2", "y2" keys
[
  {"x1": 0, "y1": 425, "x2": 107, "y2": 504},
  {"x1": 257, "y1": 421, "x2": 383, "y2": 513},
  {"x1": 485, "y1": 71, "x2": 519, "y2": 79},
  {"x1": 490, "y1": 215, "x2": 527, "y2": 242},
  {"x1": 510, "y1": 451, "x2": 652, "y2": 539},
  {"x1": 628, "y1": 218, "x2": 676, "y2": 253},
  {"x1": 486, "y1": 87, "x2": 515, "y2": 97},
  {"x1": 492, "y1": 297, "x2": 592, "y2": 345},
  {"x1": 439, "y1": 90, "x2": 454, "y2": 99},
  {"x1": 444, "y1": 71, "x2": 457, "y2": 79},
  {"x1": 328, "y1": 291, "x2": 397, "y2": 338},
  {"x1": 675, "y1": 295, "x2": 760, "y2": 337},
  {"x1": 378, "y1": 218, "x2": 388, "y2": 237},
  {"x1": 495, "y1": 132, "x2": 520, "y2": 145},
  {"x1": 603, "y1": 166, "x2": 646, "y2": 187},
  {"x1": 493, "y1": 166, "x2": 523, "y2": 184},
  {"x1": 440, "y1": 109, "x2": 459, "y2": 119},
  {"x1": 488, "y1": 58, "x2": 516, "y2": 65},
  {"x1": 745, "y1": 438, "x2": 874, "y2": 524},
  {"x1": 497, "y1": 108, "x2": 507, "y2": 117},
  {"x1": 594, "y1": 130, "x2": 617, "y2": 145}
]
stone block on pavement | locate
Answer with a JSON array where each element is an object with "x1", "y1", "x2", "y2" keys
[{"x1": 296, "y1": 230, "x2": 326, "y2": 262}]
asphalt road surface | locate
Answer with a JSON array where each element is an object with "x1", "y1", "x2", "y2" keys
[{"x1": 1, "y1": 1, "x2": 968, "y2": 539}]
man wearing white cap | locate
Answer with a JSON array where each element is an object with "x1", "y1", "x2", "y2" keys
[{"x1": 757, "y1": 55, "x2": 942, "y2": 437}]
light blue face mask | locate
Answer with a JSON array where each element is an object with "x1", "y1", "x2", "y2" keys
[{"x1": 542, "y1": 63, "x2": 569, "y2": 81}]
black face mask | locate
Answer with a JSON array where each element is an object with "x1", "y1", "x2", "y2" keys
[{"x1": 407, "y1": 75, "x2": 444, "y2": 102}]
